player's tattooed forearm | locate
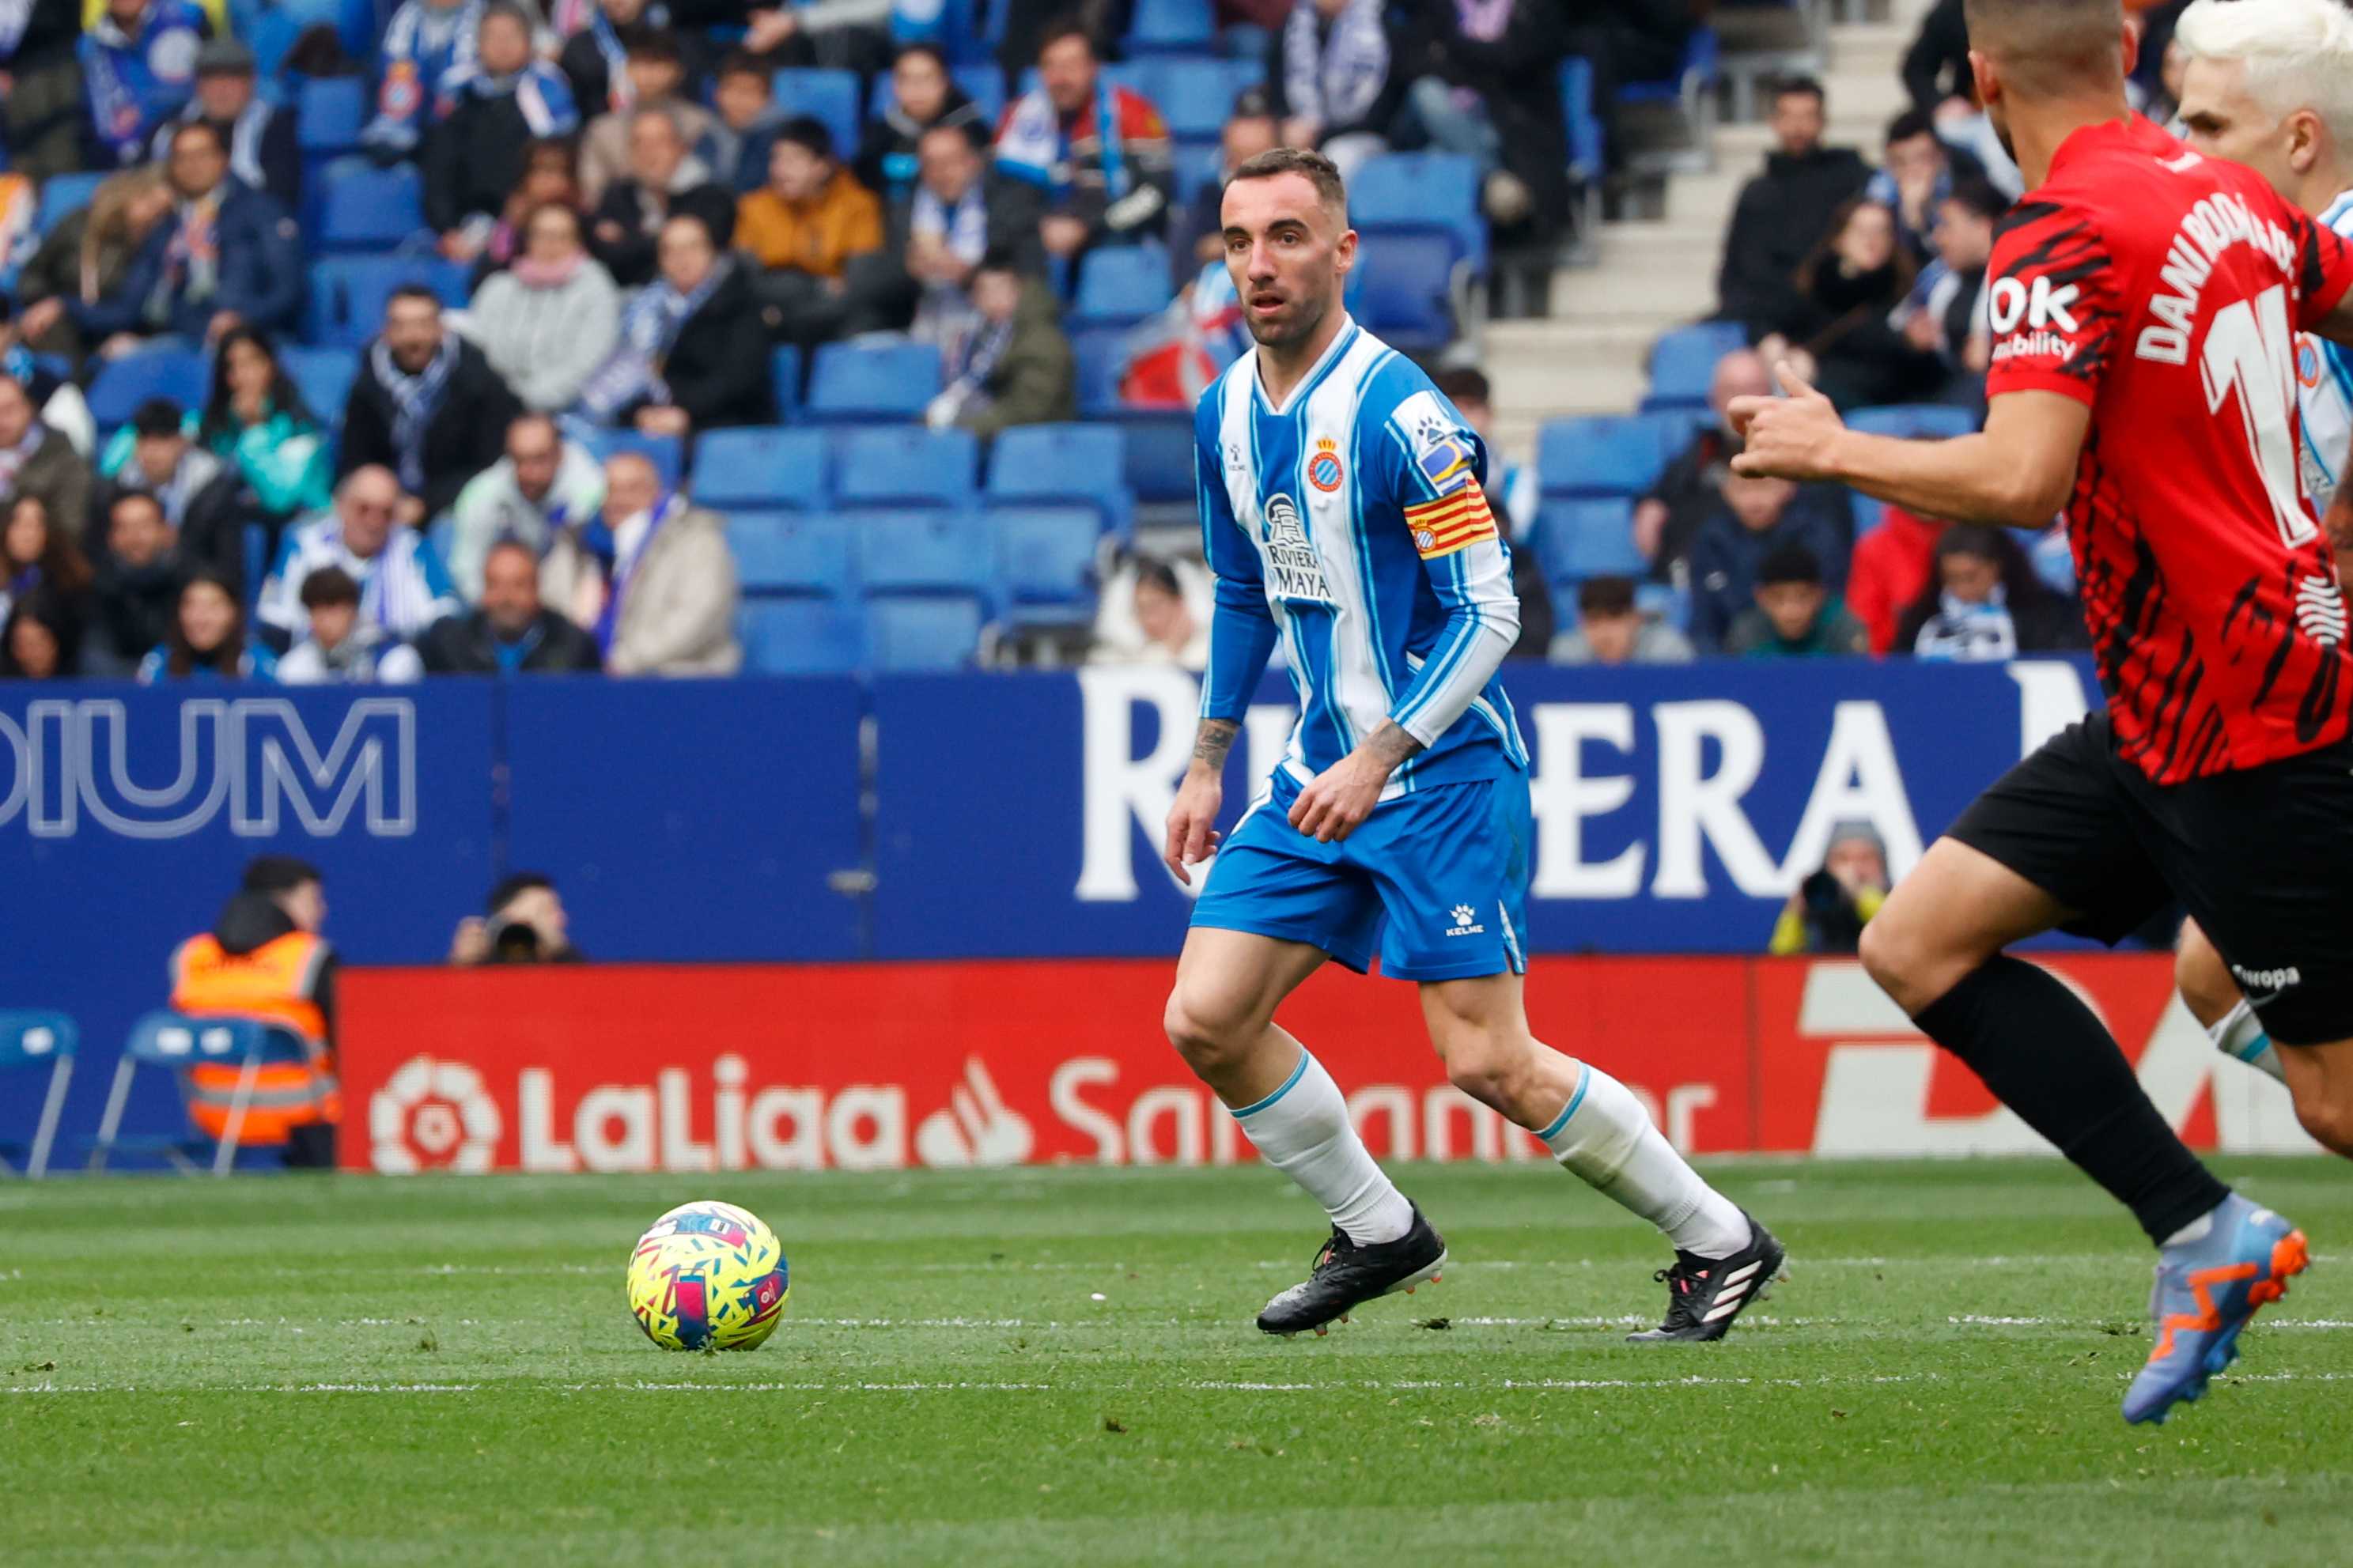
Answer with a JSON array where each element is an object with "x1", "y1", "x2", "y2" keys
[
  {"x1": 1192, "y1": 719, "x2": 1240, "y2": 767},
  {"x1": 1361, "y1": 722, "x2": 1424, "y2": 769}
]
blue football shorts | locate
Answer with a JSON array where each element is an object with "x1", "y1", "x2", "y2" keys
[{"x1": 1189, "y1": 765, "x2": 1531, "y2": 982}]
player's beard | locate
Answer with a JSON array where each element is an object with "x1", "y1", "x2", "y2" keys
[{"x1": 1246, "y1": 286, "x2": 1332, "y2": 351}]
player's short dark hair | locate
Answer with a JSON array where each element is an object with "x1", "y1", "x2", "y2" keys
[
  {"x1": 1943, "y1": 176, "x2": 2009, "y2": 224},
  {"x1": 1136, "y1": 559, "x2": 1181, "y2": 598},
  {"x1": 1886, "y1": 108, "x2": 1935, "y2": 146},
  {"x1": 1036, "y1": 15, "x2": 1095, "y2": 59},
  {"x1": 131, "y1": 398, "x2": 184, "y2": 439},
  {"x1": 1433, "y1": 366, "x2": 1492, "y2": 406},
  {"x1": 244, "y1": 854, "x2": 323, "y2": 894},
  {"x1": 487, "y1": 871, "x2": 554, "y2": 915},
  {"x1": 775, "y1": 115, "x2": 834, "y2": 160},
  {"x1": 1772, "y1": 75, "x2": 1827, "y2": 108},
  {"x1": 716, "y1": 50, "x2": 770, "y2": 87},
  {"x1": 1229, "y1": 145, "x2": 1348, "y2": 221},
  {"x1": 299, "y1": 565, "x2": 361, "y2": 610},
  {"x1": 1758, "y1": 544, "x2": 1825, "y2": 588},
  {"x1": 1577, "y1": 576, "x2": 1639, "y2": 618}
]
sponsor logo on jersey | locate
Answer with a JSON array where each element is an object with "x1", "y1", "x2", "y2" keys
[
  {"x1": 1988, "y1": 275, "x2": 2082, "y2": 335},
  {"x1": 1417, "y1": 436, "x2": 1477, "y2": 497},
  {"x1": 1307, "y1": 436, "x2": 1345, "y2": 493},
  {"x1": 1992, "y1": 330, "x2": 2079, "y2": 367},
  {"x1": 1261, "y1": 493, "x2": 1334, "y2": 603}
]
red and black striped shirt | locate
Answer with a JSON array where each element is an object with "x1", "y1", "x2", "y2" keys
[{"x1": 1987, "y1": 116, "x2": 2353, "y2": 783}]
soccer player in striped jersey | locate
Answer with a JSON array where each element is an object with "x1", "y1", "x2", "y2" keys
[
  {"x1": 1732, "y1": 0, "x2": 2353, "y2": 1424},
  {"x1": 1159, "y1": 147, "x2": 1784, "y2": 1344},
  {"x1": 2164, "y1": 0, "x2": 2353, "y2": 1101}
]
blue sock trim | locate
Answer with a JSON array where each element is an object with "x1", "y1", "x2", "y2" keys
[
  {"x1": 2235, "y1": 1030, "x2": 2275, "y2": 1064},
  {"x1": 1534, "y1": 1063, "x2": 1592, "y2": 1143},
  {"x1": 1230, "y1": 1051, "x2": 1311, "y2": 1119}
]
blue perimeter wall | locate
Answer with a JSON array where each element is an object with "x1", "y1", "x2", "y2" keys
[{"x1": 0, "y1": 659, "x2": 2104, "y2": 1144}]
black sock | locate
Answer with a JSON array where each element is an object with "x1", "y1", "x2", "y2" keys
[{"x1": 1911, "y1": 955, "x2": 2229, "y2": 1246}]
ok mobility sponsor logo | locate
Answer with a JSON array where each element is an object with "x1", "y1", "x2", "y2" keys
[{"x1": 0, "y1": 697, "x2": 416, "y2": 839}]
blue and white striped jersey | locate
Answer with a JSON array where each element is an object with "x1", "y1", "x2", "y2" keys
[
  {"x1": 1197, "y1": 317, "x2": 1528, "y2": 799},
  {"x1": 2298, "y1": 190, "x2": 2353, "y2": 512}
]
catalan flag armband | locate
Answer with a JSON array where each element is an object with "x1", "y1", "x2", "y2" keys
[{"x1": 1405, "y1": 436, "x2": 1496, "y2": 560}]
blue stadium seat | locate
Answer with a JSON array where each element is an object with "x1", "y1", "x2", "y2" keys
[
  {"x1": 740, "y1": 599, "x2": 865, "y2": 674},
  {"x1": 90, "y1": 1011, "x2": 323, "y2": 1177},
  {"x1": 277, "y1": 347, "x2": 357, "y2": 422},
  {"x1": 1126, "y1": 0, "x2": 1213, "y2": 55},
  {"x1": 1619, "y1": 25, "x2": 1719, "y2": 105},
  {"x1": 1070, "y1": 244, "x2": 1173, "y2": 331},
  {"x1": 853, "y1": 509, "x2": 995, "y2": 598},
  {"x1": 806, "y1": 341, "x2": 943, "y2": 422},
  {"x1": 772, "y1": 68, "x2": 864, "y2": 161},
  {"x1": 1070, "y1": 327, "x2": 1127, "y2": 417},
  {"x1": 1848, "y1": 404, "x2": 1981, "y2": 440},
  {"x1": 581, "y1": 429, "x2": 683, "y2": 489},
  {"x1": 316, "y1": 161, "x2": 426, "y2": 253},
  {"x1": 1352, "y1": 231, "x2": 1455, "y2": 355},
  {"x1": 1643, "y1": 323, "x2": 1747, "y2": 415},
  {"x1": 690, "y1": 426, "x2": 830, "y2": 509},
  {"x1": 1350, "y1": 152, "x2": 1485, "y2": 273},
  {"x1": 1156, "y1": 57, "x2": 1239, "y2": 142},
  {"x1": 1537, "y1": 415, "x2": 1682, "y2": 500},
  {"x1": 1563, "y1": 58, "x2": 1603, "y2": 187},
  {"x1": 864, "y1": 596, "x2": 985, "y2": 671},
  {"x1": 985, "y1": 423, "x2": 1131, "y2": 538},
  {"x1": 0, "y1": 1011, "x2": 76, "y2": 1179},
  {"x1": 1173, "y1": 140, "x2": 1222, "y2": 204},
  {"x1": 296, "y1": 74, "x2": 367, "y2": 157},
  {"x1": 247, "y1": 10, "x2": 305, "y2": 94},
  {"x1": 241, "y1": 525, "x2": 267, "y2": 614},
  {"x1": 86, "y1": 350, "x2": 210, "y2": 428},
  {"x1": 1852, "y1": 491, "x2": 1889, "y2": 539},
  {"x1": 770, "y1": 345, "x2": 803, "y2": 422},
  {"x1": 952, "y1": 63, "x2": 1007, "y2": 123},
  {"x1": 728, "y1": 511, "x2": 856, "y2": 597},
  {"x1": 1109, "y1": 410, "x2": 1195, "y2": 504},
  {"x1": 308, "y1": 255, "x2": 471, "y2": 349},
  {"x1": 992, "y1": 505, "x2": 1102, "y2": 628},
  {"x1": 1534, "y1": 499, "x2": 1647, "y2": 587},
  {"x1": 35, "y1": 172, "x2": 105, "y2": 237},
  {"x1": 836, "y1": 426, "x2": 979, "y2": 508}
]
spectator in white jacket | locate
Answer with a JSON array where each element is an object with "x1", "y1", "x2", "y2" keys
[
  {"x1": 467, "y1": 203, "x2": 622, "y2": 413},
  {"x1": 258, "y1": 465, "x2": 461, "y2": 646},
  {"x1": 445, "y1": 414, "x2": 606, "y2": 601}
]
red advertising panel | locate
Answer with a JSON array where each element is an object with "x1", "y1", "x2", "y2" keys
[{"x1": 340, "y1": 955, "x2": 2313, "y2": 1173}]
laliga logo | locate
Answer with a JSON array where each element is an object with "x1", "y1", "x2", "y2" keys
[
  {"x1": 371, "y1": 1055, "x2": 504, "y2": 1173},
  {"x1": 914, "y1": 1056, "x2": 1035, "y2": 1167}
]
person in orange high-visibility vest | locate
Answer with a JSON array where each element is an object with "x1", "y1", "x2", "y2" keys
[{"x1": 168, "y1": 856, "x2": 340, "y2": 1167}]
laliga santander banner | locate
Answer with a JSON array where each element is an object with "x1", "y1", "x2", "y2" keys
[{"x1": 340, "y1": 957, "x2": 2316, "y2": 1174}]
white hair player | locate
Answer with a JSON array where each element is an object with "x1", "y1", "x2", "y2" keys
[{"x1": 2170, "y1": 0, "x2": 2353, "y2": 1091}]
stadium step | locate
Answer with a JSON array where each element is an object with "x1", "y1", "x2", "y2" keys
[{"x1": 1829, "y1": 23, "x2": 1911, "y2": 84}]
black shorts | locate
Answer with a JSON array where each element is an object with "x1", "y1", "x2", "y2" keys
[{"x1": 1947, "y1": 712, "x2": 2353, "y2": 1045}]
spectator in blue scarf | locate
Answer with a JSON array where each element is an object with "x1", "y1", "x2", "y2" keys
[
  {"x1": 426, "y1": 3, "x2": 584, "y2": 264},
  {"x1": 365, "y1": 0, "x2": 484, "y2": 156},
  {"x1": 80, "y1": 0, "x2": 208, "y2": 168}
]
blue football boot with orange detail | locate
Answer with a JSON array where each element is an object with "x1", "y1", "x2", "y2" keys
[{"x1": 2122, "y1": 1193, "x2": 2309, "y2": 1426}]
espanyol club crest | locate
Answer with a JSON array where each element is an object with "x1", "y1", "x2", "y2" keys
[{"x1": 1307, "y1": 436, "x2": 1345, "y2": 493}]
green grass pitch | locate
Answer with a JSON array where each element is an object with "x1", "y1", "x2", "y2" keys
[{"x1": 6, "y1": 1157, "x2": 2351, "y2": 1566}]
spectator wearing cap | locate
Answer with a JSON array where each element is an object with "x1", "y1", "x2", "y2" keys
[
  {"x1": 424, "y1": 3, "x2": 584, "y2": 266},
  {"x1": 541, "y1": 451, "x2": 738, "y2": 676},
  {"x1": 149, "y1": 38, "x2": 301, "y2": 214},
  {"x1": 451, "y1": 871, "x2": 584, "y2": 965},
  {"x1": 1169, "y1": 92, "x2": 1277, "y2": 280},
  {"x1": 1268, "y1": 0, "x2": 1415, "y2": 184},
  {"x1": 88, "y1": 489, "x2": 186, "y2": 676},
  {"x1": 710, "y1": 51, "x2": 786, "y2": 195},
  {"x1": 340, "y1": 285, "x2": 523, "y2": 524},
  {"x1": 365, "y1": 0, "x2": 486, "y2": 157},
  {"x1": 926, "y1": 250, "x2": 1075, "y2": 440},
  {"x1": 1717, "y1": 77, "x2": 1873, "y2": 344},
  {"x1": 1725, "y1": 544, "x2": 1869, "y2": 659},
  {"x1": 416, "y1": 536, "x2": 603, "y2": 674},
  {"x1": 77, "y1": 119, "x2": 304, "y2": 349},
  {"x1": 738, "y1": 116, "x2": 885, "y2": 343},
  {"x1": 92, "y1": 396, "x2": 248, "y2": 582},
  {"x1": 578, "y1": 32, "x2": 718, "y2": 207},
  {"x1": 577, "y1": 213, "x2": 774, "y2": 437},
  {"x1": 446, "y1": 414, "x2": 607, "y2": 601},
  {"x1": 857, "y1": 43, "x2": 989, "y2": 208},
  {"x1": 469, "y1": 204, "x2": 622, "y2": 415},
  {"x1": 588, "y1": 103, "x2": 739, "y2": 289},
  {"x1": 0, "y1": 375, "x2": 92, "y2": 550},
  {"x1": 1685, "y1": 470, "x2": 1849, "y2": 654},
  {"x1": 1549, "y1": 576, "x2": 1695, "y2": 666},
  {"x1": 1894, "y1": 524, "x2": 2085, "y2": 662},
  {"x1": 274, "y1": 565, "x2": 427, "y2": 684},
  {"x1": 993, "y1": 21, "x2": 1175, "y2": 264},
  {"x1": 1769, "y1": 822, "x2": 1889, "y2": 956},
  {"x1": 79, "y1": 0, "x2": 208, "y2": 169},
  {"x1": 1, "y1": 0, "x2": 87, "y2": 183},
  {"x1": 259, "y1": 465, "x2": 460, "y2": 648}
]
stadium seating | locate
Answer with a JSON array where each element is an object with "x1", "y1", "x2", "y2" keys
[
  {"x1": 770, "y1": 345, "x2": 803, "y2": 422},
  {"x1": 772, "y1": 69, "x2": 864, "y2": 161},
  {"x1": 1352, "y1": 231, "x2": 1457, "y2": 355},
  {"x1": 581, "y1": 429, "x2": 683, "y2": 489},
  {"x1": 951, "y1": 64, "x2": 1007, "y2": 123},
  {"x1": 1154, "y1": 56, "x2": 1245, "y2": 143},
  {"x1": 1848, "y1": 405, "x2": 1981, "y2": 440},
  {"x1": 90, "y1": 1011, "x2": 325, "y2": 1177},
  {"x1": 295, "y1": 74, "x2": 367, "y2": 162},
  {"x1": 86, "y1": 350, "x2": 210, "y2": 429},
  {"x1": 1534, "y1": 497, "x2": 1648, "y2": 588},
  {"x1": 0, "y1": 1011, "x2": 76, "y2": 1180},
  {"x1": 35, "y1": 172, "x2": 106, "y2": 237},
  {"x1": 1172, "y1": 141, "x2": 1222, "y2": 204},
  {"x1": 740, "y1": 597, "x2": 865, "y2": 674},
  {"x1": 1643, "y1": 323, "x2": 1747, "y2": 415},
  {"x1": 278, "y1": 346, "x2": 359, "y2": 422},
  {"x1": 985, "y1": 423, "x2": 1132, "y2": 538},
  {"x1": 1106, "y1": 410, "x2": 1197, "y2": 506},
  {"x1": 1351, "y1": 153, "x2": 1486, "y2": 274},
  {"x1": 835, "y1": 426, "x2": 979, "y2": 508},
  {"x1": 806, "y1": 342, "x2": 944, "y2": 422},
  {"x1": 1069, "y1": 327, "x2": 1128, "y2": 417},
  {"x1": 691, "y1": 426, "x2": 830, "y2": 509},
  {"x1": 1125, "y1": 0, "x2": 1215, "y2": 55},
  {"x1": 993, "y1": 506, "x2": 1103, "y2": 628},
  {"x1": 315, "y1": 161, "x2": 426, "y2": 253},
  {"x1": 728, "y1": 511, "x2": 855, "y2": 597},
  {"x1": 1070, "y1": 245, "x2": 1174, "y2": 331},
  {"x1": 307, "y1": 255, "x2": 471, "y2": 349},
  {"x1": 864, "y1": 596, "x2": 985, "y2": 671},
  {"x1": 1538, "y1": 415, "x2": 1683, "y2": 500}
]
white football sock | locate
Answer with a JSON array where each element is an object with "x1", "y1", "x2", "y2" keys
[
  {"x1": 2209, "y1": 999, "x2": 2285, "y2": 1083},
  {"x1": 1230, "y1": 1049, "x2": 1415, "y2": 1245},
  {"x1": 1538, "y1": 1063, "x2": 1750, "y2": 1259}
]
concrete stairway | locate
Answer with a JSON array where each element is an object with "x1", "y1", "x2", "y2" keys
[{"x1": 1485, "y1": 0, "x2": 1937, "y2": 461}]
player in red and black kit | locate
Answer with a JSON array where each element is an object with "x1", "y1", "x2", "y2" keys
[{"x1": 1732, "y1": 0, "x2": 2353, "y2": 1427}]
